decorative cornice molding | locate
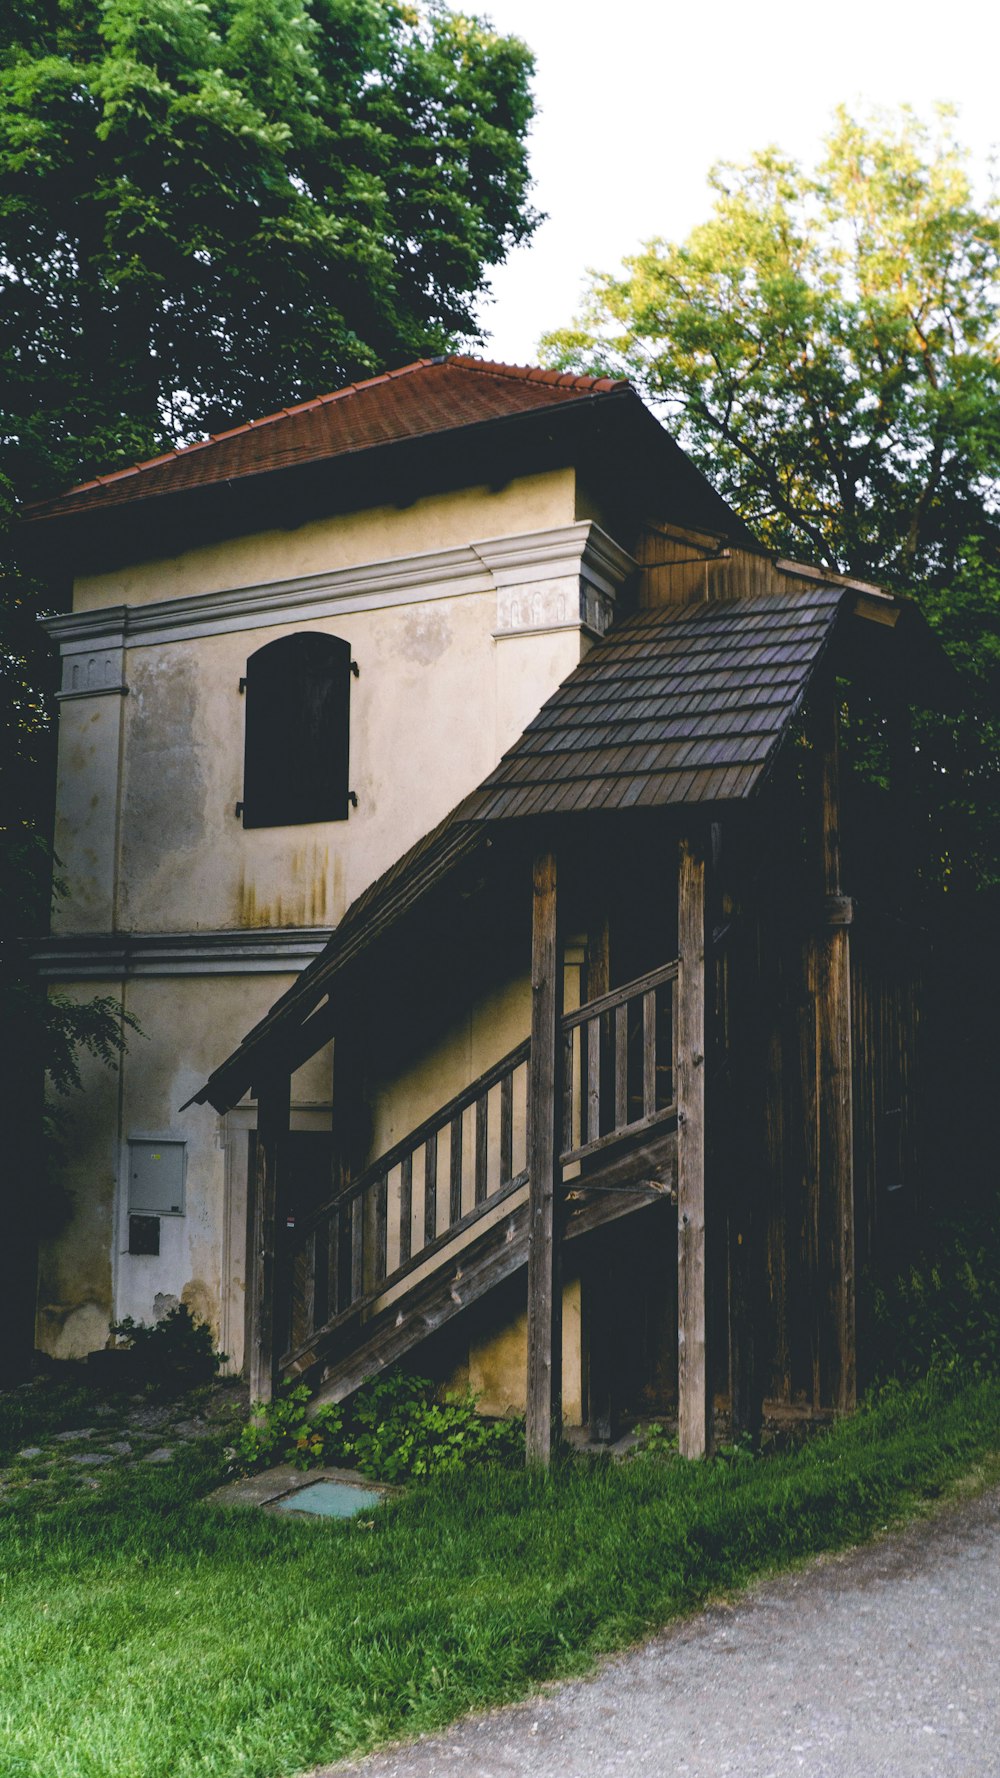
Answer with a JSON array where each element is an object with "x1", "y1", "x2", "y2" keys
[
  {"x1": 40, "y1": 522, "x2": 637, "y2": 657},
  {"x1": 481, "y1": 522, "x2": 636, "y2": 640},
  {"x1": 32, "y1": 927, "x2": 332, "y2": 980},
  {"x1": 56, "y1": 684, "x2": 128, "y2": 703}
]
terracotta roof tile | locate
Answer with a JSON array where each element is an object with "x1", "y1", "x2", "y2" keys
[{"x1": 28, "y1": 356, "x2": 629, "y2": 522}]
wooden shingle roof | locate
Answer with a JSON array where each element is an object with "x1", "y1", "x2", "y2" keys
[{"x1": 457, "y1": 583, "x2": 845, "y2": 821}]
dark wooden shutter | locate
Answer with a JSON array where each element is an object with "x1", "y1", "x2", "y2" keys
[{"x1": 242, "y1": 632, "x2": 351, "y2": 827}]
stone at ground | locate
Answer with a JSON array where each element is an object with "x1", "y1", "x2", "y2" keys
[
  {"x1": 317, "y1": 1484, "x2": 1000, "y2": 1778},
  {"x1": 208, "y1": 1464, "x2": 394, "y2": 1515},
  {"x1": 17, "y1": 1448, "x2": 42, "y2": 1459},
  {"x1": 105, "y1": 1440, "x2": 132, "y2": 1456},
  {"x1": 127, "y1": 1405, "x2": 174, "y2": 1431},
  {"x1": 143, "y1": 1447, "x2": 174, "y2": 1464},
  {"x1": 67, "y1": 1452, "x2": 113, "y2": 1465},
  {"x1": 52, "y1": 1427, "x2": 94, "y2": 1442}
]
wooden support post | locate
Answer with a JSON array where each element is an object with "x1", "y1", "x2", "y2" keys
[
  {"x1": 813, "y1": 685, "x2": 856, "y2": 1415},
  {"x1": 526, "y1": 848, "x2": 563, "y2": 1465},
  {"x1": 677, "y1": 830, "x2": 712, "y2": 1459},
  {"x1": 583, "y1": 915, "x2": 615, "y2": 1444},
  {"x1": 248, "y1": 1069, "x2": 291, "y2": 1404}
]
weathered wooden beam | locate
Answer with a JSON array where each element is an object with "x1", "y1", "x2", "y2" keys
[
  {"x1": 677, "y1": 830, "x2": 712, "y2": 1458},
  {"x1": 248, "y1": 1070, "x2": 291, "y2": 1404},
  {"x1": 813, "y1": 684, "x2": 856, "y2": 1415},
  {"x1": 526, "y1": 848, "x2": 563, "y2": 1465},
  {"x1": 583, "y1": 914, "x2": 614, "y2": 1443}
]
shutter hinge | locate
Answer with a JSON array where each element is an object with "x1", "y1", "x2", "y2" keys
[
  {"x1": 350, "y1": 660, "x2": 360, "y2": 678},
  {"x1": 235, "y1": 802, "x2": 244, "y2": 818},
  {"x1": 348, "y1": 791, "x2": 358, "y2": 809},
  {"x1": 238, "y1": 677, "x2": 247, "y2": 694}
]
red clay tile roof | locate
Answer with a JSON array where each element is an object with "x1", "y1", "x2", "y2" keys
[{"x1": 28, "y1": 357, "x2": 630, "y2": 522}]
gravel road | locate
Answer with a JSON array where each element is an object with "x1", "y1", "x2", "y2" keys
[{"x1": 319, "y1": 1482, "x2": 1000, "y2": 1778}]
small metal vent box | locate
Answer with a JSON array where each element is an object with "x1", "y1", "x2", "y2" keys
[{"x1": 128, "y1": 1140, "x2": 185, "y2": 1216}]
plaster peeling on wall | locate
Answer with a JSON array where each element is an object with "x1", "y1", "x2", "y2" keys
[
  {"x1": 125, "y1": 653, "x2": 207, "y2": 859},
  {"x1": 402, "y1": 607, "x2": 452, "y2": 665},
  {"x1": 41, "y1": 1300, "x2": 110, "y2": 1361},
  {"x1": 180, "y1": 1279, "x2": 218, "y2": 1340}
]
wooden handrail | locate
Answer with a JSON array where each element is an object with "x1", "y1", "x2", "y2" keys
[
  {"x1": 293, "y1": 1035, "x2": 530, "y2": 1239},
  {"x1": 561, "y1": 959, "x2": 678, "y2": 1031},
  {"x1": 280, "y1": 1168, "x2": 529, "y2": 1372},
  {"x1": 275, "y1": 955, "x2": 680, "y2": 1383}
]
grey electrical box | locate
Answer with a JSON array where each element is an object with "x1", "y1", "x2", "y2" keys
[{"x1": 128, "y1": 1140, "x2": 185, "y2": 1216}]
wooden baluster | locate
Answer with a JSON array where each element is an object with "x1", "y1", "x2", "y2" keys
[
  {"x1": 475, "y1": 1093, "x2": 489, "y2": 1204},
  {"x1": 350, "y1": 1193, "x2": 364, "y2": 1303},
  {"x1": 336, "y1": 1199, "x2": 350, "y2": 1314},
  {"x1": 311, "y1": 1219, "x2": 328, "y2": 1332},
  {"x1": 643, "y1": 989, "x2": 657, "y2": 1116},
  {"x1": 449, "y1": 1113, "x2": 463, "y2": 1225},
  {"x1": 324, "y1": 1209, "x2": 338, "y2": 1323},
  {"x1": 373, "y1": 1174, "x2": 388, "y2": 1283},
  {"x1": 615, "y1": 1003, "x2": 629, "y2": 1131},
  {"x1": 586, "y1": 1015, "x2": 601, "y2": 1144},
  {"x1": 499, "y1": 1070, "x2": 513, "y2": 1186},
  {"x1": 424, "y1": 1131, "x2": 438, "y2": 1243},
  {"x1": 399, "y1": 1152, "x2": 413, "y2": 1265},
  {"x1": 561, "y1": 1028, "x2": 575, "y2": 1156},
  {"x1": 300, "y1": 1231, "x2": 317, "y2": 1346}
]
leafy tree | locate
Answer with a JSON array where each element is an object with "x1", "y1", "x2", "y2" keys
[
  {"x1": 543, "y1": 106, "x2": 1000, "y2": 887},
  {"x1": 1, "y1": 0, "x2": 538, "y2": 500}
]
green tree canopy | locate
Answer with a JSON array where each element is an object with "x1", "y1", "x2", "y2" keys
[
  {"x1": 542, "y1": 105, "x2": 1000, "y2": 888},
  {"x1": 1, "y1": 0, "x2": 538, "y2": 503}
]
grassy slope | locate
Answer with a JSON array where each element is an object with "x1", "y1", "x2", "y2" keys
[{"x1": 1, "y1": 1373, "x2": 999, "y2": 1778}]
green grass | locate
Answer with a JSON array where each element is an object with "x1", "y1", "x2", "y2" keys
[{"x1": 1, "y1": 1372, "x2": 999, "y2": 1778}]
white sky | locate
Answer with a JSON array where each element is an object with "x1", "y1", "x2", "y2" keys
[{"x1": 474, "y1": 0, "x2": 999, "y2": 366}]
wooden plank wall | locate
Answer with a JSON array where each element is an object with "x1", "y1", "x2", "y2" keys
[
  {"x1": 636, "y1": 527, "x2": 803, "y2": 608},
  {"x1": 749, "y1": 912, "x2": 923, "y2": 1416},
  {"x1": 850, "y1": 923, "x2": 923, "y2": 1386}
]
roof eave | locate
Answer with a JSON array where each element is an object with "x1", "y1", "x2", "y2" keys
[{"x1": 18, "y1": 385, "x2": 754, "y2": 578}]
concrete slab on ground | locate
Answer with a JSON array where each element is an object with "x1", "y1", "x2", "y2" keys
[{"x1": 207, "y1": 1464, "x2": 392, "y2": 1514}]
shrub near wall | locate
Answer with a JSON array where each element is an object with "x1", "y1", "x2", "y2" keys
[{"x1": 239, "y1": 1371, "x2": 525, "y2": 1479}]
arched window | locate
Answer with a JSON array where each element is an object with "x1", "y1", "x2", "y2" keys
[{"x1": 241, "y1": 632, "x2": 352, "y2": 828}]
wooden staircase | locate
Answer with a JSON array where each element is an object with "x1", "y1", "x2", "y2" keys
[{"x1": 272, "y1": 962, "x2": 679, "y2": 1405}]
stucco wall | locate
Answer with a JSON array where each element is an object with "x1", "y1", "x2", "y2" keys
[
  {"x1": 74, "y1": 473, "x2": 578, "y2": 611},
  {"x1": 39, "y1": 466, "x2": 632, "y2": 1405}
]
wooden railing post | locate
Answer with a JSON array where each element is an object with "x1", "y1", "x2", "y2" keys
[
  {"x1": 677, "y1": 830, "x2": 712, "y2": 1458},
  {"x1": 526, "y1": 848, "x2": 563, "y2": 1465},
  {"x1": 248, "y1": 1069, "x2": 291, "y2": 1404},
  {"x1": 583, "y1": 914, "x2": 615, "y2": 1443},
  {"x1": 813, "y1": 679, "x2": 856, "y2": 1415}
]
